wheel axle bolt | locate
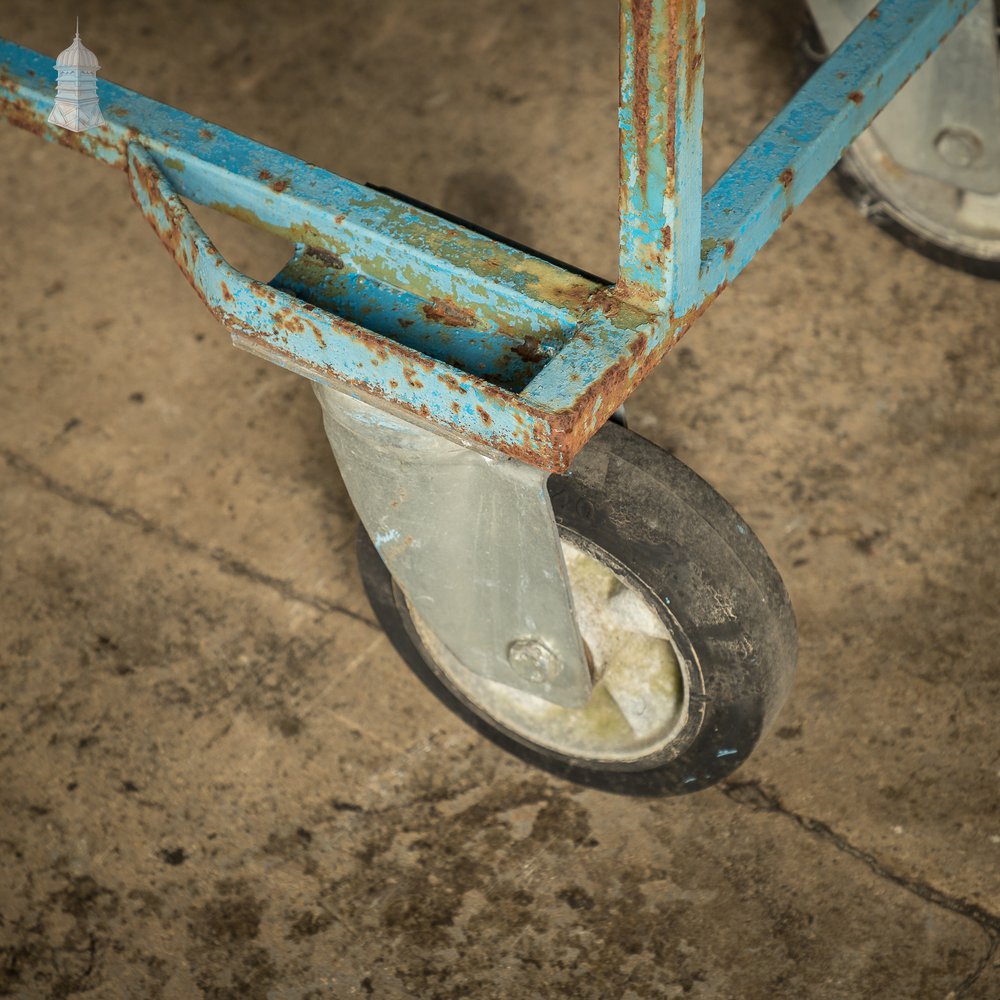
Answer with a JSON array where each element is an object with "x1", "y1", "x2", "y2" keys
[
  {"x1": 507, "y1": 638, "x2": 563, "y2": 684},
  {"x1": 934, "y1": 127, "x2": 983, "y2": 169}
]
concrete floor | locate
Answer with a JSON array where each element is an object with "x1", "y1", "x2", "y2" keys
[{"x1": 2, "y1": 1, "x2": 999, "y2": 997}]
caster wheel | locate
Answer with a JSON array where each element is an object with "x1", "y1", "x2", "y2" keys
[
  {"x1": 798, "y1": 7, "x2": 1000, "y2": 279},
  {"x1": 835, "y1": 141, "x2": 1000, "y2": 280},
  {"x1": 357, "y1": 422, "x2": 797, "y2": 795}
]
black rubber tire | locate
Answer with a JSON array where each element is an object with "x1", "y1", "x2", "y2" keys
[
  {"x1": 796, "y1": 6, "x2": 1000, "y2": 280},
  {"x1": 357, "y1": 422, "x2": 797, "y2": 795}
]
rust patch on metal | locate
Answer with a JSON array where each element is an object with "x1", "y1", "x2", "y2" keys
[
  {"x1": 303, "y1": 245, "x2": 345, "y2": 270},
  {"x1": 438, "y1": 373, "x2": 468, "y2": 395},
  {"x1": 274, "y1": 308, "x2": 305, "y2": 335},
  {"x1": 662, "y1": 1, "x2": 680, "y2": 196},
  {"x1": 220, "y1": 281, "x2": 233, "y2": 302},
  {"x1": 618, "y1": 142, "x2": 629, "y2": 238},
  {"x1": 779, "y1": 168, "x2": 794, "y2": 189},
  {"x1": 231, "y1": 321, "x2": 562, "y2": 466},
  {"x1": 258, "y1": 169, "x2": 272, "y2": 180},
  {"x1": 476, "y1": 406, "x2": 493, "y2": 427},
  {"x1": 1, "y1": 94, "x2": 46, "y2": 138},
  {"x1": 402, "y1": 363, "x2": 424, "y2": 389},
  {"x1": 553, "y1": 327, "x2": 650, "y2": 453},
  {"x1": 199, "y1": 128, "x2": 214, "y2": 139},
  {"x1": 267, "y1": 303, "x2": 327, "y2": 349},
  {"x1": 723, "y1": 239, "x2": 735, "y2": 259},
  {"x1": 682, "y1": 1, "x2": 703, "y2": 125},
  {"x1": 398, "y1": 318, "x2": 414, "y2": 329},
  {"x1": 270, "y1": 178, "x2": 290, "y2": 193},
  {"x1": 630, "y1": 0, "x2": 653, "y2": 199},
  {"x1": 544, "y1": 276, "x2": 605, "y2": 316},
  {"x1": 413, "y1": 352, "x2": 435, "y2": 373},
  {"x1": 847, "y1": 90, "x2": 863, "y2": 105},
  {"x1": 128, "y1": 152, "x2": 185, "y2": 261},
  {"x1": 512, "y1": 335, "x2": 546, "y2": 364},
  {"x1": 541, "y1": 273, "x2": 729, "y2": 470},
  {"x1": 422, "y1": 297, "x2": 477, "y2": 329}
]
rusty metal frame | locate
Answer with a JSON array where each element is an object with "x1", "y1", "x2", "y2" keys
[{"x1": 0, "y1": 0, "x2": 977, "y2": 472}]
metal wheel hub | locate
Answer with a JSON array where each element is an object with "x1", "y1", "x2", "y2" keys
[
  {"x1": 843, "y1": 134, "x2": 1000, "y2": 261},
  {"x1": 409, "y1": 538, "x2": 688, "y2": 764}
]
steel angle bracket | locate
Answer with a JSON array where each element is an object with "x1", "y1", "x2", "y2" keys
[{"x1": 314, "y1": 384, "x2": 593, "y2": 707}]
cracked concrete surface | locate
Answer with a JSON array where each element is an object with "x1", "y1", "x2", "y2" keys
[{"x1": 2, "y1": 0, "x2": 999, "y2": 997}]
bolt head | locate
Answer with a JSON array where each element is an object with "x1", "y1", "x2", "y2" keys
[
  {"x1": 507, "y1": 638, "x2": 563, "y2": 684},
  {"x1": 935, "y1": 127, "x2": 983, "y2": 169}
]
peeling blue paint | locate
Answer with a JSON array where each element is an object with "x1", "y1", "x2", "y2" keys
[{"x1": 373, "y1": 528, "x2": 400, "y2": 550}]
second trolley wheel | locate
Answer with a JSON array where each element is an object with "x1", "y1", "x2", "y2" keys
[
  {"x1": 357, "y1": 422, "x2": 798, "y2": 795},
  {"x1": 798, "y1": 5, "x2": 1000, "y2": 279}
]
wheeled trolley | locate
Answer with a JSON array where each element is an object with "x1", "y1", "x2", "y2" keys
[{"x1": 1, "y1": 0, "x2": 994, "y2": 792}]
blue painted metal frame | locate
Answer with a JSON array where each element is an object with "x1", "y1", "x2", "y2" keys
[{"x1": 0, "y1": 0, "x2": 976, "y2": 471}]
